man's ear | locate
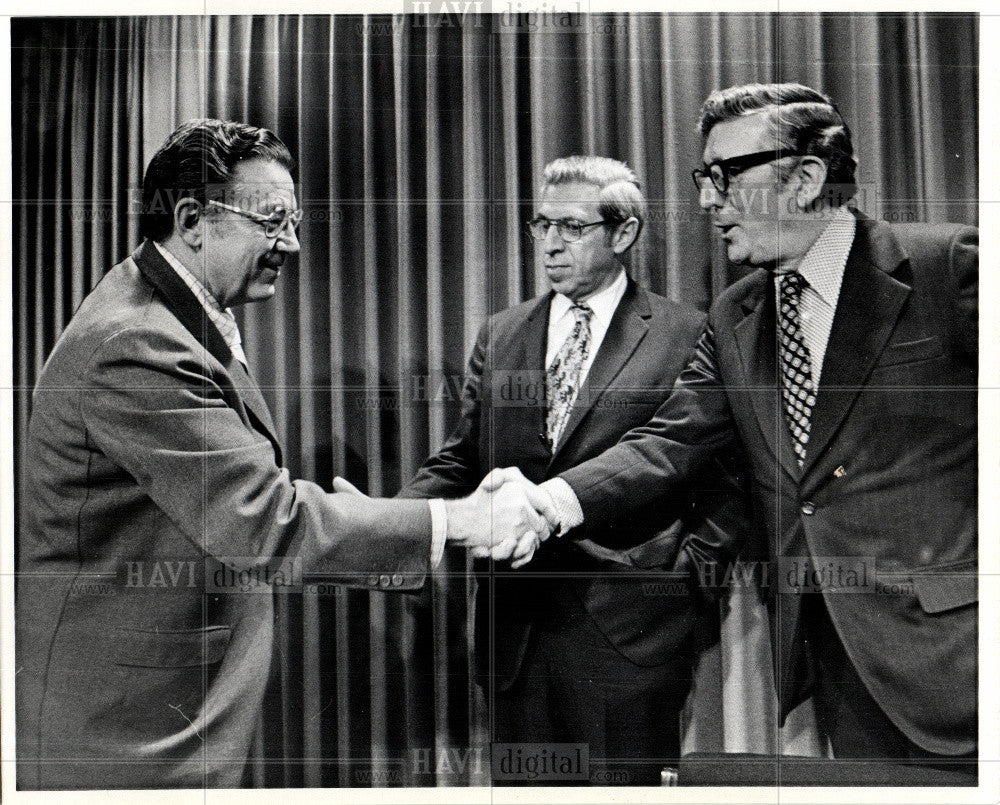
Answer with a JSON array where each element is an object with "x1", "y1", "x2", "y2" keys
[
  {"x1": 174, "y1": 198, "x2": 204, "y2": 248},
  {"x1": 791, "y1": 156, "x2": 829, "y2": 209},
  {"x1": 611, "y1": 217, "x2": 641, "y2": 255}
]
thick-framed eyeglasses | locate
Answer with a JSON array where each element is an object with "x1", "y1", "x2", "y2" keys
[
  {"x1": 692, "y1": 149, "x2": 802, "y2": 195},
  {"x1": 526, "y1": 217, "x2": 611, "y2": 243},
  {"x1": 208, "y1": 199, "x2": 304, "y2": 239}
]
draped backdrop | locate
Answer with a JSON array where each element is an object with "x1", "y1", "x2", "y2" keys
[{"x1": 12, "y1": 13, "x2": 978, "y2": 787}]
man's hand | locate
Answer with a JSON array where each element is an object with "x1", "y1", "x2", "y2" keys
[
  {"x1": 336, "y1": 471, "x2": 556, "y2": 566},
  {"x1": 458, "y1": 468, "x2": 561, "y2": 566},
  {"x1": 470, "y1": 525, "x2": 541, "y2": 568},
  {"x1": 445, "y1": 469, "x2": 559, "y2": 561},
  {"x1": 479, "y1": 467, "x2": 561, "y2": 532}
]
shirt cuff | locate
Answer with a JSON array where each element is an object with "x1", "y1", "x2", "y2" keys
[
  {"x1": 539, "y1": 478, "x2": 584, "y2": 534},
  {"x1": 427, "y1": 498, "x2": 448, "y2": 568}
]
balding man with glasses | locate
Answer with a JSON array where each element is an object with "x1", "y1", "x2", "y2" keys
[{"x1": 399, "y1": 155, "x2": 747, "y2": 786}]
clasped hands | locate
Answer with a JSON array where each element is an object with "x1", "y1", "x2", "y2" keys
[
  {"x1": 332, "y1": 468, "x2": 559, "y2": 569},
  {"x1": 443, "y1": 468, "x2": 560, "y2": 568}
]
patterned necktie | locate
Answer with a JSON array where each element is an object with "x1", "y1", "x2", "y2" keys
[
  {"x1": 778, "y1": 272, "x2": 815, "y2": 468},
  {"x1": 546, "y1": 302, "x2": 594, "y2": 450}
]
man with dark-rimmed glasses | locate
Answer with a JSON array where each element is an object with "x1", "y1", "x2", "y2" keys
[
  {"x1": 399, "y1": 154, "x2": 746, "y2": 785},
  {"x1": 502, "y1": 82, "x2": 977, "y2": 780}
]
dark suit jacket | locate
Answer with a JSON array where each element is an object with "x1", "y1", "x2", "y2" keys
[
  {"x1": 560, "y1": 213, "x2": 978, "y2": 755},
  {"x1": 16, "y1": 241, "x2": 433, "y2": 789},
  {"x1": 401, "y1": 279, "x2": 747, "y2": 690}
]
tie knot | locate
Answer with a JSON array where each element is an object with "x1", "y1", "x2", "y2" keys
[
  {"x1": 781, "y1": 272, "x2": 806, "y2": 293},
  {"x1": 571, "y1": 302, "x2": 594, "y2": 322},
  {"x1": 780, "y1": 272, "x2": 808, "y2": 302}
]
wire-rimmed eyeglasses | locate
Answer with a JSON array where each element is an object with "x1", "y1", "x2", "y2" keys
[
  {"x1": 208, "y1": 199, "x2": 303, "y2": 239},
  {"x1": 526, "y1": 217, "x2": 612, "y2": 243}
]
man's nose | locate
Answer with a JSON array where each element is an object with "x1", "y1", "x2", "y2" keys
[
  {"x1": 543, "y1": 224, "x2": 564, "y2": 253},
  {"x1": 276, "y1": 223, "x2": 300, "y2": 253},
  {"x1": 698, "y1": 184, "x2": 725, "y2": 211}
]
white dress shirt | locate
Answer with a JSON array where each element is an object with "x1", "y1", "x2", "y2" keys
[{"x1": 545, "y1": 268, "x2": 629, "y2": 380}]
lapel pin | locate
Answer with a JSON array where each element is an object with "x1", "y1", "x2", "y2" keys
[{"x1": 834, "y1": 465, "x2": 847, "y2": 478}]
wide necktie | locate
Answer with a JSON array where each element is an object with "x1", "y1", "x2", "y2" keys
[
  {"x1": 778, "y1": 272, "x2": 815, "y2": 468},
  {"x1": 546, "y1": 302, "x2": 594, "y2": 450}
]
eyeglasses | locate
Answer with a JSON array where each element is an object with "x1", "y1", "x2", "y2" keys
[
  {"x1": 526, "y1": 217, "x2": 612, "y2": 243},
  {"x1": 208, "y1": 199, "x2": 303, "y2": 239},
  {"x1": 692, "y1": 149, "x2": 802, "y2": 195}
]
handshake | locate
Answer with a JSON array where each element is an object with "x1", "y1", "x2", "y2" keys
[{"x1": 334, "y1": 469, "x2": 561, "y2": 569}]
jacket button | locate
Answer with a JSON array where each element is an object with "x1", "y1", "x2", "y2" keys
[
  {"x1": 366, "y1": 575, "x2": 378, "y2": 586},
  {"x1": 801, "y1": 502, "x2": 816, "y2": 516},
  {"x1": 379, "y1": 574, "x2": 392, "y2": 588},
  {"x1": 391, "y1": 574, "x2": 404, "y2": 586}
]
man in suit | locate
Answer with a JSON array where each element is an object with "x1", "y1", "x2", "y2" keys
[
  {"x1": 399, "y1": 156, "x2": 746, "y2": 785},
  {"x1": 508, "y1": 84, "x2": 977, "y2": 773},
  {"x1": 15, "y1": 119, "x2": 552, "y2": 790}
]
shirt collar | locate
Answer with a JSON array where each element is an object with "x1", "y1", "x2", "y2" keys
[
  {"x1": 152, "y1": 241, "x2": 244, "y2": 357},
  {"x1": 550, "y1": 269, "x2": 628, "y2": 329},
  {"x1": 153, "y1": 241, "x2": 225, "y2": 314},
  {"x1": 794, "y1": 205, "x2": 856, "y2": 307}
]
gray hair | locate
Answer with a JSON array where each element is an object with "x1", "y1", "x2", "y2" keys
[{"x1": 541, "y1": 155, "x2": 647, "y2": 233}]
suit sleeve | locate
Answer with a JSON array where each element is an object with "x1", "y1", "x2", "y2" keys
[
  {"x1": 670, "y1": 447, "x2": 750, "y2": 596},
  {"x1": 948, "y1": 225, "x2": 977, "y2": 361},
  {"x1": 397, "y1": 321, "x2": 488, "y2": 499},
  {"x1": 80, "y1": 325, "x2": 432, "y2": 588},
  {"x1": 559, "y1": 321, "x2": 737, "y2": 533}
]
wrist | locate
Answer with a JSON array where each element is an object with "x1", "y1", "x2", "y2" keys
[
  {"x1": 538, "y1": 477, "x2": 582, "y2": 534},
  {"x1": 444, "y1": 496, "x2": 474, "y2": 546}
]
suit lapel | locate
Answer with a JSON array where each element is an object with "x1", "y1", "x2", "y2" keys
[
  {"x1": 225, "y1": 357, "x2": 281, "y2": 457},
  {"x1": 495, "y1": 293, "x2": 551, "y2": 453},
  {"x1": 803, "y1": 216, "x2": 910, "y2": 473},
  {"x1": 134, "y1": 240, "x2": 232, "y2": 363},
  {"x1": 132, "y1": 241, "x2": 282, "y2": 456},
  {"x1": 733, "y1": 272, "x2": 801, "y2": 480},
  {"x1": 549, "y1": 280, "x2": 649, "y2": 461}
]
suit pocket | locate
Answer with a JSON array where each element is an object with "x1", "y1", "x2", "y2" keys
[
  {"x1": 912, "y1": 559, "x2": 977, "y2": 614},
  {"x1": 878, "y1": 336, "x2": 943, "y2": 367},
  {"x1": 112, "y1": 625, "x2": 232, "y2": 667}
]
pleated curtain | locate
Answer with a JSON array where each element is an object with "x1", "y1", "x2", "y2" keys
[{"x1": 12, "y1": 12, "x2": 978, "y2": 787}]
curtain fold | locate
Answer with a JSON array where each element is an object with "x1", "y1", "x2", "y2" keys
[{"x1": 12, "y1": 12, "x2": 978, "y2": 787}]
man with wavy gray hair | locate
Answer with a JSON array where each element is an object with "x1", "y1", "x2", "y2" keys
[
  {"x1": 400, "y1": 155, "x2": 746, "y2": 785},
  {"x1": 503, "y1": 83, "x2": 977, "y2": 780}
]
